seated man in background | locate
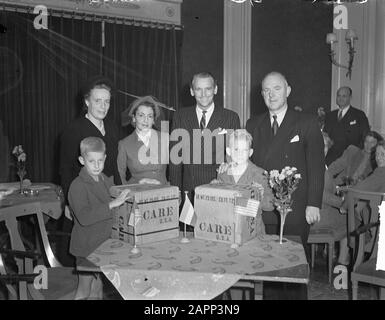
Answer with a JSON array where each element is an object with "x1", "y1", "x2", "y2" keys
[
  {"x1": 311, "y1": 133, "x2": 347, "y2": 265},
  {"x1": 328, "y1": 131, "x2": 383, "y2": 186}
]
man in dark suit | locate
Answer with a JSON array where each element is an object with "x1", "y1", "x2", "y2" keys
[
  {"x1": 247, "y1": 72, "x2": 324, "y2": 299},
  {"x1": 248, "y1": 72, "x2": 324, "y2": 245},
  {"x1": 324, "y1": 86, "x2": 370, "y2": 166},
  {"x1": 169, "y1": 72, "x2": 240, "y2": 198}
]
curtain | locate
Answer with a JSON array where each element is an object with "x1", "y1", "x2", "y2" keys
[
  {"x1": 0, "y1": 10, "x2": 182, "y2": 184},
  {"x1": 102, "y1": 21, "x2": 182, "y2": 136}
]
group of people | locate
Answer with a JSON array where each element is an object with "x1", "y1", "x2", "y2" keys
[
  {"x1": 59, "y1": 71, "x2": 381, "y2": 300},
  {"x1": 314, "y1": 86, "x2": 385, "y2": 265}
]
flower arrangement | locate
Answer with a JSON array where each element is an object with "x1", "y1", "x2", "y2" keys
[
  {"x1": 12, "y1": 145, "x2": 27, "y2": 192},
  {"x1": 267, "y1": 166, "x2": 301, "y2": 243}
]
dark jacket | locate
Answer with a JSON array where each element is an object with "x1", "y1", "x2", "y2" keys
[
  {"x1": 247, "y1": 108, "x2": 325, "y2": 243},
  {"x1": 324, "y1": 106, "x2": 370, "y2": 165},
  {"x1": 169, "y1": 105, "x2": 240, "y2": 197},
  {"x1": 59, "y1": 116, "x2": 121, "y2": 199},
  {"x1": 68, "y1": 167, "x2": 114, "y2": 258}
]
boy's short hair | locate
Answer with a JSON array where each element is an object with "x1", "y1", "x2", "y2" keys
[
  {"x1": 80, "y1": 137, "x2": 106, "y2": 157},
  {"x1": 228, "y1": 129, "x2": 253, "y2": 149}
]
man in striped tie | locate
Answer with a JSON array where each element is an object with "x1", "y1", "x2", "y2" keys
[
  {"x1": 170, "y1": 72, "x2": 240, "y2": 201},
  {"x1": 247, "y1": 71, "x2": 325, "y2": 300}
]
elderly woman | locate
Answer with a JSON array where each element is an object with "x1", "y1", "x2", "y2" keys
[
  {"x1": 327, "y1": 131, "x2": 383, "y2": 186},
  {"x1": 60, "y1": 76, "x2": 121, "y2": 199},
  {"x1": 117, "y1": 96, "x2": 169, "y2": 185}
]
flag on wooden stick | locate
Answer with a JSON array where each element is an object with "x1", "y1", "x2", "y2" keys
[{"x1": 179, "y1": 192, "x2": 196, "y2": 227}]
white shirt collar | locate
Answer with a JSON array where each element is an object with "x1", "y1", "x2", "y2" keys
[
  {"x1": 85, "y1": 113, "x2": 105, "y2": 136},
  {"x1": 136, "y1": 129, "x2": 152, "y2": 147},
  {"x1": 196, "y1": 103, "x2": 215, "y2": 127},
  {"x1": 338, "y1": 105, "x2": 351, "y2": 118},
  {"x1": 269, "y1": 105, "x2": 288, "y2": 127}
]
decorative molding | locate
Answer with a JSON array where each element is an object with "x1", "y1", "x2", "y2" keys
[
  {"x1": 330, "y1": 3, "x2": 364, "y2": 111},
  {"x1": 372, "y1": 0, "x2": 385, "y2": 136},
  {"x1": 223, "y1": 0, "x2": 251, "y2": 128},
  {"x1": 0, "y1": 0, "x2": 181, "y2": 25}
]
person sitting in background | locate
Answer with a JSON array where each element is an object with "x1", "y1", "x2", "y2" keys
[
  {"x1": 353, "y1": 140, "x2": 385, "y2": 193},
  {"x1": 117, "y1": 96, "x2": 169, "y2": 185},
  {"x1": 68, "y1": 137, "x2": 129, "y2": 300},
  {"x1": 339, "y1": 140, "x2": 385, "y2": 263},
  {"x1": 212, "y1": 129, "x2": 274, "y2": 235},
  {"x1": 311, "y1": 132, "x2": 348, "y2": 265},
  {"x1": 327, "y1": 131, "x2": 383, "y2": 186}
]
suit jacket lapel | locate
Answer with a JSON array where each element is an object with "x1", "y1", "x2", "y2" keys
[
  {"x1": 255, "y1": 113, "x2": 273, "y2": 167},
  {"x1": 265, "y1": 109, "x2": 297, "y2": 160},
  {"x1": 206, "y1": 106, "x2": 222, "y2": 131},
  {"x1": 181, "y1": 107, "x2": 199, "y2": 130}
]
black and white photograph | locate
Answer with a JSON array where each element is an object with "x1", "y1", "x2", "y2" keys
[{"x1": 0, "y1": 0, "x2": 384, "y2": 304}]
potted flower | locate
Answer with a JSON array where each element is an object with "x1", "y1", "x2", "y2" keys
[
  {"x1": 12, "y1": 145, "x2": 27, "y2": 193},
  {"x1": 266, "y1": 167, "x2": 301, "y2": 244}
]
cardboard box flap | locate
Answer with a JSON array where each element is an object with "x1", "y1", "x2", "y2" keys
[
  {"x1": 110, "y1": 184, "x2": 179, "y2": 203},
  {"x1": 195, "y1": 183, "x2": 263, "y2": 201}
]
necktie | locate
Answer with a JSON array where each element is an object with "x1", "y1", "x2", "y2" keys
[
  {"x1": 338, "y1": 109, "x2": 343, "y2": 121},
  {"x1": 272, "y1": 115, "x2": 278, "y2": 136},
  {"x1": 200, "y1": 111, "x2": 207, "y2": 130}
]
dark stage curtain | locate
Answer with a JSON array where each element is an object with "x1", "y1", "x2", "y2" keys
[
  {"x1": 102, "y1": 21, "x2": 182, "y2": 136},
  {"x1": 0, "y1": 11, "x2": 182, "y2": 184}
]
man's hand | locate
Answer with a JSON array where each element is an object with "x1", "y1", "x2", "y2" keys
[{"x1": 306, "y1": 206, "x2": 320, "y2": 224}]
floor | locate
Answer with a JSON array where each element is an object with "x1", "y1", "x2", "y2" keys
[{"x1": 307, "y1": 247, "x2": 377, "y2": 300}]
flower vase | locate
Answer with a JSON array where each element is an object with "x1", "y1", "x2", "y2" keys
[
  {"x1": 18, "y1": 172, "x2": 25, "y2": 194},
  {"x1": 277, "y1": 207, "x2": 291, "y2": 244}
]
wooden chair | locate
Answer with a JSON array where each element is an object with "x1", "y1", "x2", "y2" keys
[
  {"x1": 346, "y1": 188, "x2": 385, "y2": 300},
  {"x1": 308, "y1": 232, "x2": 332, "y2": 281},
  {"x1": 0, "y1": 202, "x2": 78, "y2": 299},
  {"x1": 308, "y1": 227, "x2": 345, "y2": 284}
]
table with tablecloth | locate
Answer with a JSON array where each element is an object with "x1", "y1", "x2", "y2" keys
[
  {"x1": 80, "y1": 234, "x2": 309, "y2": 300},
  {"x1": 0, "y1": 182, "x2": 64, "y2": 251},
  {"x1": 0, "y1": 183, "x2": 63, "y2": 219}
]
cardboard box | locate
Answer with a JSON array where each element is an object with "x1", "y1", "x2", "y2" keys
[
  {"x1": 194, "y1": 183, "x2": 263, "y2": 245},
  {"x1": 110, "y1": 184, "x2": 180, "y2": 245}
]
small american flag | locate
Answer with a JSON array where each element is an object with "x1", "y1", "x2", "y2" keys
[
  {"x1": 234, "y1": 197, "x2": 260, "y2": 218},
  {"x1": 128, "y1": 202, "x2": 139, "y2": 227}
]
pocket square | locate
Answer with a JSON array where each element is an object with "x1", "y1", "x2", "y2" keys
[
  {"x1": 218, "y1": 128, "x2": 227, "y2": 135},
  {"x1": 290, "y1": 135, "x2": 299, "y2": 143},
  {"x1": 350, "y1": 120, "x2": 357, "y2": 125}
]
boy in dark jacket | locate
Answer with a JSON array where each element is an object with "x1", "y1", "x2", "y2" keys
[{"x1": 69, "y1": 137, "x2": 129, "y2": 300}]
